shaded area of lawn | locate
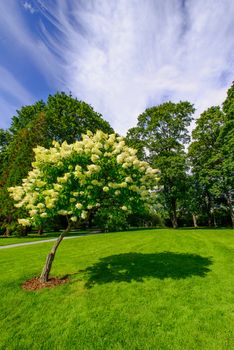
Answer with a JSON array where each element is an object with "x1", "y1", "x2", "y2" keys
[{"x1": 83, "y1": 252, "x2": 213, "y2": 288}]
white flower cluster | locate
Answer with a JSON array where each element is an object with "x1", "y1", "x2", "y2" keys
[{"x1": 9, "y1": 130, "x2": 159, "y2": 226}]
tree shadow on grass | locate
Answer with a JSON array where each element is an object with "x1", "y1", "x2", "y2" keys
[{"x1": 83, "y1": 252, "x2": 213, "y2": 288}]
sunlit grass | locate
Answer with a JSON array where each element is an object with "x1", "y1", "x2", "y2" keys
[{"x1": 0, "y1": 228, "x2": 233, "y2": 349}]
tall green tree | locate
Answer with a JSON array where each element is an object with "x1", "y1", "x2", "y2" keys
[
  {"x1": 127, "y1": 101, "x2": 195, "y2": 228},
  {"x1": 188, "y1": 81, "x2": 234, "y2": 227},
  {"x1": 0, "y1": 113, "x2": 48, "y2": 235},
  {"x1": 188, "y1": 106, "x2": 225, "y2": 226},
  {"x1": 0, "y1": 92, "x2": 114, "y2": 235}
]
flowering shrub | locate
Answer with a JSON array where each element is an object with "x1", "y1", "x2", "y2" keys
[
  {"x1": 9, "y1": 130, "x2": 159, "y2": 228},
  {"x1": 8, "y1": 130, "x2": 159, "y2": 282}
]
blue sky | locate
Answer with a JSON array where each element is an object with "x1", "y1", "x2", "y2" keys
[{"x1": 0, "y1": 0, "x2": 233, "y2": 134}]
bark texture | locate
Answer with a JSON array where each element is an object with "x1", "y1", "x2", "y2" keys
[{"x1": 40, "y1": 222, "x2": 71, "y2": 283}]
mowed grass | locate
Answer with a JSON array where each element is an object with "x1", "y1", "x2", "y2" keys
[{"x1": 0, "y1": 229, "x2": 233, "y2": 350}]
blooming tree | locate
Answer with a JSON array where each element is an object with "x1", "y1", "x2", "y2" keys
[{"x1": 9, "y1": 131, "x2": 159, "y2": 282}]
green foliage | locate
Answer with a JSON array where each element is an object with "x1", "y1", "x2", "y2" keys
[
  {"x1": 9, "y1": 131, "x2": 159, "y2": 229},
  {"x1": 0, "y1": 93, "x2": 114, "y2": 235},
  {"x1": 8, "y1": 131, "x2": 159, "y2": 281},
  {"x1": 0, "y1": 129, "x2": 11, "y2": 179},
  {"x1": 189, "y1": 84, "x2": 234, "y2": 227},
  {"x1": 188, "y1": 106, "x2": 225, "y2": 225},
  {"x1": 189, "y1": 106, "x2": 225, "y2": 178},
  {"x1": 127, "y1": 101, "x2": 195, "y2": 228},
  {"x1": 0, "y1": 128, "x2": 11, "y2": 151},
  {"x1": 2, "y1": 81, "x2": 234, "y2": 231},
  {"x1": 92, "y1": 208, "x2": 129, "y2": 231},
  {"x1": 9, "y1": 101, "x2": 45, "y2": 134},
  {"x1": 222, "y1": 81, "x2": 234, "y2": 118},
  {"x1": 44, "y1": 92, "x2": 113, "y2": 143}
]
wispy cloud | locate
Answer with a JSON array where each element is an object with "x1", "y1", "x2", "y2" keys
[
  {"x1": 0, "y1": 1, "x2": 61, "y2": 85},
  {"x1": 1, "y1": 1, "x2": 233, "y2": 133},
  {"x1": 34, "y1": 0, "x2": 234, "y2": 133},
  {"x1": 36, "y1": 0, "x2": 234, "y2": 134},
  {"x1": 0, "y1": 66, "x2": 33, "y2": 103},
  {"x1": 0, "y1": 0, "x2": 62, "y2": 128},
  {"x1": 0, "y1": 67, "x2": 34, "y2": 129}
]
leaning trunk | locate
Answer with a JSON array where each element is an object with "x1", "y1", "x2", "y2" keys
[{"x1": 39, "y1": 222, "x2": 71, "y2": 283}]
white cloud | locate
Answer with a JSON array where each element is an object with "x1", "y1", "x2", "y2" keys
[
  {"x1": 0, "y1": 0, "x2": 63, "y2": 129},
  {"x1": 36, "y1": 0, "x2": 234, "y2": 135},
  {"x1": 0, "y1": 1, "x2": 61, "y2": 86},
  {"x1": 1, "y1": 0, "x2": 234, "y2": 134}
]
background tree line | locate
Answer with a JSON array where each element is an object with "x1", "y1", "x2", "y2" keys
[
  {"x1": 126, "y1": 82, "x2": 234, "y2": 228},
  {"x1": 0, "y1": 83, "x2": 233, "y2": 235}
]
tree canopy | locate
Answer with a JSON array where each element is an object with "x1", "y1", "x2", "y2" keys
[
  {"x1": 188, "y1": 84, "x2": 234, "y2": 227},
  {"x1": 1, "y1": 81, "x2": 234, "y2": 233},
  {"x1": 9, "y1": 130, "x2": 159, "y2": 281},
  {"x1": 0, "y1": 92, "x2": 114, "y2": 235},
  {"x1": 127, "y1": 101, "x2": 195, "y2": 228}
]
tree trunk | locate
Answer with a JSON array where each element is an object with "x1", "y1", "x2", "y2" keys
[
  {"x1": 170, "y1": 200, "x2": 178, "y2": 228},
  {"x1": 205, "y1": 194, "x2": 213, "y2": 227},
  {"x1": 171, "y1": 215, "x2": 178, "y2": 228},
  {"x1": 37, "y1": 225, "x2": 43, "y2": 235},
  {"x1": 3, "y1": 227, "x2": 10, "y2": 237},
  {"x1": 208, "y1": 216, "x2": 212, "y2": 227},
  {"x1": 170, "y1": 207, "x2": 178, "y2": 228},
  {"x1": 210, "y1": 199, "x2": 217, "y2": 227},
  {"x1": 226, "y1": 192, "x2": 234, "y2": 228},
  {"x1": 192, "y1": 214, "x2": 198, "y2": 228},
  {"x1": 213, "y1": 212, "x2": 217, "y2": 228},
  {"x1": 39, "y1": 221, "x2": 71, "y2": 283}
]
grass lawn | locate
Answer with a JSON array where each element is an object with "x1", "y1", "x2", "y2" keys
[{"x1": 0, "y1": 228, "x2": 233, "y2": 350}]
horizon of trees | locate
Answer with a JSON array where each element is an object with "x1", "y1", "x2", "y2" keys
[{"x1": 0, "y1": 83, "x2": 233, "y2": 235}]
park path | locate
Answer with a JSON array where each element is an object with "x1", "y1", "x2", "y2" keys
[{"x1": 0, "y1": 235, "x2": 85, "y2": 250}]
